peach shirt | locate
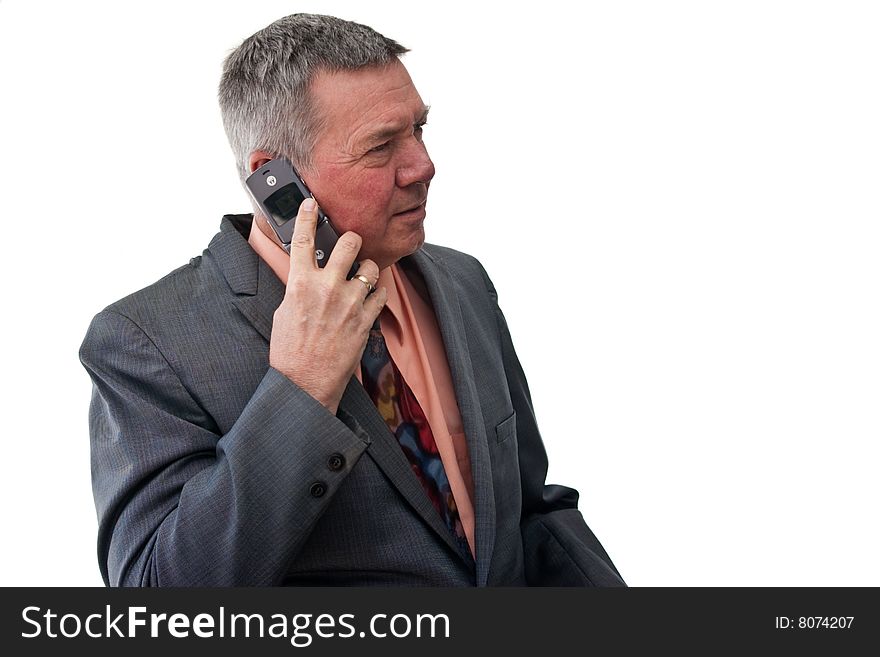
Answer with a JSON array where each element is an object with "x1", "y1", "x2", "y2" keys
[{"x1": 248, "y1": 219, "x2": 476, "y2": 558}]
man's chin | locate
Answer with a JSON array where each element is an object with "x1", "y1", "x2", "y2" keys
[
  {"x1": 408, "y1": 225, "x2": 426, "y2": 255},
  {"x1": 380, "y1": 228, "x2": 425, "y2": 268}
]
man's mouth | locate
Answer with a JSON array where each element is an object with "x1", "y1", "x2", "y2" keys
[{"x1": 394, "y1": 199, "x2": 427, "y2": 216}]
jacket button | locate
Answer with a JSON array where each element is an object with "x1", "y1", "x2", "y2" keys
[
  {"x1": 327, "y1": 453, "x2": 345, "y2": 471},
  {"x1": 309, "y1": 482, "x2": 327, "y2": 498}
]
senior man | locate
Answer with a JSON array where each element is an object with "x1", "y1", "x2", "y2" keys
[{"x1": 80, "y1": 13, "x2": 625, "y2": 587}]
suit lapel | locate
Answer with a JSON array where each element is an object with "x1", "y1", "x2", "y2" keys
[
  {"x1": 231, "y1": 263, "x2": 283, "y2": 344},
  {"x1": 404, "y1": 249, "x2": 497, "y2": 587},
  {"x1": 335, "y1": 377, "x2": 471, "y2": 563},
  {"x1": 209, "y1": 217, "x2": 492, "y2": 579},
  {"x1": 209, "y1": 214, "x2": 285, "y2": 343}
]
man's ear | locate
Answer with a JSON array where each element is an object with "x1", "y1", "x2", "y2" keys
[
  {"x1": 246, "y1": 150, "x2": 284, "y2": 247},
  {"x1": 248, "y1": 150, "x2": 275, "y2": 174}
]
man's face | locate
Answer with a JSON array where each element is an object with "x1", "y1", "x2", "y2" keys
[{"x1": 303, "y1": 60, "x2": 435, "y2": 270}]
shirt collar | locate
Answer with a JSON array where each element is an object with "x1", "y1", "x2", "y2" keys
[{"x1": 247, "y1": 216, "x2": 404, "y2": 328}]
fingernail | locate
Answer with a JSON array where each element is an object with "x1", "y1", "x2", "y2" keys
[{"x1": 302, "y1": 198, "x2": 316, "y2": 211}]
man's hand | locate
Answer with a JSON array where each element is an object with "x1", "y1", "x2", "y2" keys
[{"x1": 269, "y1": 198, "x2": 386, "y2": 415}]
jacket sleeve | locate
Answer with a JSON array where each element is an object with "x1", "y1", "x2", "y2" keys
[
  {"x1": 80, "y1": 309, "x2": 369, "y2": 587},
  {"x1": 476, "y1": 264, "x2": 626, "y2": 587}
]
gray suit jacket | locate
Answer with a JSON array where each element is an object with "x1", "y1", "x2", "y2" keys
[{"x1": 80, "y1": 214, "x2": 625, "y2": 587}]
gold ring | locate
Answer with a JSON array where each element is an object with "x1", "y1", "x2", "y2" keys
[{"x1": 353, "y1": 274, "x2": 374, "y2": 294}]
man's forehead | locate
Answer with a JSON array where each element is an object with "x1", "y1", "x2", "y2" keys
[
  {"x1": 309, "y1": 62, "x2": 426, "y2": 140},
  {"x1": 360, "y1": 104, "x2": 430, "y2": 142}
]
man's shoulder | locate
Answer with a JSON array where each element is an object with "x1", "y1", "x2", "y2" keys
[
  {"x1": 418, "y1": 242, "x2": 496, "y2": 298},
  {"x1": 422, "y1": 242, "x2": 486, "y2": 275},
  {"x1": 420, "y1": 242, "x2": 479, "y2": 266},
  {"x1": 92, "y1": 217, "x2": 249, "y2": 328},
  {"x1": 100, "y1": 253, "x2": 219, "y2": 327}
]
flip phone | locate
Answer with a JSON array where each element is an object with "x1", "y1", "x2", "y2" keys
[{"x1": 245, "y1": 158, "x2": 358, "y2": 278}]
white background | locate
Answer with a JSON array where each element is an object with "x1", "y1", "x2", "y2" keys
[{"x1": 1, "y1": 0, "x2": 878, "y2": 586}]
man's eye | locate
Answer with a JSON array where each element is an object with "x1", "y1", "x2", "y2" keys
[
  {"x1": 414, "y1": 122, "x2": 427, "y2": 138},
  {"x1": 369, "y1": 142, "x2": 390, "y2": 154}
]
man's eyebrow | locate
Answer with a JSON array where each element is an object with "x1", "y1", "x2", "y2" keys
[{"x1": 362, "y1": 106, "x2": 431, "y2": 145}]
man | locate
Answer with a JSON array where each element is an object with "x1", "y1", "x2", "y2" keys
[{"x1": 80, "y1": 13, "x2": 624, "y2": 587}]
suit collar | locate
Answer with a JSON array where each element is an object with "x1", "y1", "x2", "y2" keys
[
  {"x1": 208, "y1": 214, "x2": 284, "y2": 342},
  {"x1": 208, "y1": 214, "x2": 262, "y2": 296}
]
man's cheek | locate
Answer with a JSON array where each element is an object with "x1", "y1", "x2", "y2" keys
[
  {"x1": 345, "y1": 200, "x2": 386, "y2": 236},
  {"x1": 326, "y1": 202, "x2": 365, "y2": 235},
  {"x1": 333, "y1": 213, "x2": 377, "y2": 244}
]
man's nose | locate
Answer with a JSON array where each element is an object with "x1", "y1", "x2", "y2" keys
[{"x1": 396, "y1": 140, "x2": 436, "y2": 188}]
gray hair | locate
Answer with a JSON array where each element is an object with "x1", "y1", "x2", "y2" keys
[{"x1": 218, "y1": 13, "x2": 409, "y2": 184}]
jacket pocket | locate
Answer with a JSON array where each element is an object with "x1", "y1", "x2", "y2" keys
[{"x1": 495, "y1": 411, "x2": 517, "y2": 444}]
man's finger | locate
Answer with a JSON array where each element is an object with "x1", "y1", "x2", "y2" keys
[
  {"x1": 324, "y1": 230, "x2": 362, "y2": 280},
  {"x1": 348, "y1": 260, "x2": 380, "y2": 298},
  {"x1": 288, "y1": 198, "x2": 320, "y2": 280},
  {"x1": 363, "y1": 286, "x2": 388, "y2": 324}
]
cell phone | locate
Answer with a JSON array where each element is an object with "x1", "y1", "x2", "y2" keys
[{"x1": 245, "y1": 158, "x2": 358, "y2": 278}]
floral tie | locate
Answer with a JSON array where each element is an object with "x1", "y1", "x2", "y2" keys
[{"x1": 360, "y1": 320, "x2": 470, "y2": 558}]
